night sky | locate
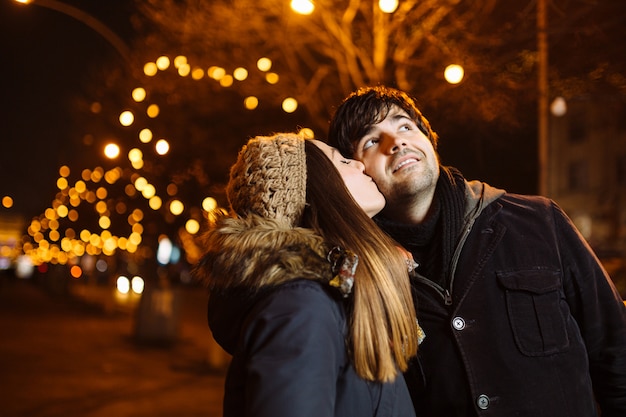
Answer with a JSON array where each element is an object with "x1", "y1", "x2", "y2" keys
[{"x1": 0, "y1": 0, "x2": 135, "y2": 220}]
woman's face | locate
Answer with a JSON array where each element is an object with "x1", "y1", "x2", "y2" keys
[{"x1": 312, "y1": 140, "x2": 385, "y2": 217}]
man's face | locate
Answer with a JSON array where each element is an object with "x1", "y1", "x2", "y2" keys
[{"x1": 352, "y1": 105, "x2": 439, "y2": 206}]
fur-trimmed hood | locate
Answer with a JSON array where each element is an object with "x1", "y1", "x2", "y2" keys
[
  {"x1": 196, "y1": 214, "x2": 335, "y2": 354},
  {"x1": 196, "y1": 214, "x2": 331, "y2": 290}
]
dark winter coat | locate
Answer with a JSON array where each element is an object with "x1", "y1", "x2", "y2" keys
[
  {"x1": 200, "y1": 215, "x2": 416, "y2": 417},
  {"x1": 400, "y1": 179, "x2": 626, "y2": 417}
]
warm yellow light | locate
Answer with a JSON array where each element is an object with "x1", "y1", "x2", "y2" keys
[
  {"x1": 202, "y1": 197, "x2": 217, "y2": 211},
  {"x1": 49, "y1": 230, "x2": 60, "y2": 242},
  {"x1": 56, "y1": 205, "x2": 68, "y2": 218},
  {"x1": 233, "y1": 67, "x2": 248, "y2": 81},
  {"x1": 141, "y1": 184, "x2": 156, "y2": 199},
  {"x1": 169, "y1": 199, "x2": 184, "y2": 216},
  {"x1": 156, "y1": 56, "x2": 170, "y2": 70},
  {"x1": 91, "y1": 167, "x2": 103, "y2": 183},
  {"x1": 59, "y1": 165, "x2": 70, "y2": 177},
  {"x1": 282, "y1": 97, "x2": 298, "y2": 113},
  {"x1": 119, "y1": 110, "x2": 134, "y2": 126},
  {"x1": 178, "y1": 64, "x2": 191, "y2": 77},
  {"x1": 68, "y1": 210, "x2": 79, "y2": 222},
  {"x1": 220, "y1": 75, "x2": 234, "y2": 87},
  {"x1": 96, "y1": 187, "x2": 107, "y2": 200},
  {"x1": 104, "y1": 143, "x2": 120, "y2": 159},
  {"x1": 291, "y1": 0, "x2": 314, "y2": 15},
  {"x1": 149, "y1": 196, "x2": 162, "y2": 210},
  {"x1": 2, "y1": 196, "x2": 13, "y2": 208},
  {"x1": 131, "y1": 159, "x2": 144, "y2": 170},
  {"x1": 155, "y1": 139, "x2": 170, "y2": 155},
  {"x1": 75, "y1": 180, "x2": 87, "y2": 193},
  {"x1": 117, "y1": 276, "x2": 130, "y2": 294},
  {"x1": 81, "y1": 168, "x2": 92, "y2": 181},
  {"x1": 95, "y1": 201, "x2": 107, "y2": 214},
  {"x1": 257, "y1": 57, "x2": 272, "y2": 72},
  {"x1": 132, "y1": 88, "x2": 146, "y2": 102},
  {"x1": 186, "y1": 219, "x2": 200, "y2": 234},
  {"x1": 191, "y1": 67, "x2": 205, "y2": 80},
  {"x1": 299, "y1": 127, "x2": 315, "y2": 138},
  {"x1": 244, "y1": 96, "x2": 259, "y2": 110},
  {"x1": 131, "y1": 276, "x2": 144, "y2": 294},
  {"x1": 208, "y1": 66, "x2": 226, "y2": 80},
  {"x1": 56, "y1": 177, "x2": 68, "y2": 190},
  {"x1": 99, "y1": 216, "x2": 111, "y2": 229},
  {"x1": 134, "y1": 177, "x2": 148, "y2": 192},
  {"x1": 174, "y1": 55, "x2": 188, "y2": 68},
  {"x1": 266, "y1": 73, "x2": 279, "y2": 84},
  {"x1": 128, "y1": 148, "x2": 143, "y2": 163},
  {"x1": 147, "y1": 104, "x2": 160, "y2": 118},
  {"x1": 144, "y1": 62, "x2": 158, "y2": 76},
  {"x1": 379, "y1": 0, "x2": 398, "y2": 13},
  {"x1": 444, "y1": 64, "x2": 465, "y2": 84},
  {"x1": 128, "y1": 232, "x2": 142, "y2": 246},
  {"x1": 139, "y1": 128, "x2": 153, "y2": 143}
]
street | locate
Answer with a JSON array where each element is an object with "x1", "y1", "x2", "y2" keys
[{"x1": 0, "y1": 275, "x2": 228, "y2": 417}]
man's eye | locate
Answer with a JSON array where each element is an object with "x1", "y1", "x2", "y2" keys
[
  {"x1": 362, "y1": 138, "x2": 377, "y2": 150},
  {"x1": 399, "y1": 123, "x2": 412, "y2": 131},
  {"x1": 340, "y1": 159, "x2": 351, "y2": 165}
]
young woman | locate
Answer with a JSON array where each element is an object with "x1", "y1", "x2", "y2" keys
[{"x1": 195, "y1": 133, "x2": 422, "y2": 417}]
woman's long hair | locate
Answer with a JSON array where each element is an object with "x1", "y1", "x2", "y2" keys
[{"x1": 302, "y1": 140, "x2": 418, "y2": 382}]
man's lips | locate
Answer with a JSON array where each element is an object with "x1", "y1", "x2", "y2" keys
[{"x1": 392, "y1": 155, "x2": 420, "y2": 173}]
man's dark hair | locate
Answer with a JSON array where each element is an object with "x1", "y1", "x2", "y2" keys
[{"x1": 328, "y1": 85, "x2": 438, "y2": 157}]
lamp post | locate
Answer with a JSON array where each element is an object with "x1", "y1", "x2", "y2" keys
[{"x1": 14, "y1": 0, "x2": 130, "y2": 64}]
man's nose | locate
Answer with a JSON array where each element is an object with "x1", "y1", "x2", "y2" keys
[{"x1": 381, "y1": 134, "x2": 407, "y2": 154}]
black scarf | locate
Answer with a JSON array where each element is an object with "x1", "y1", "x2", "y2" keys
[{"x1": 375, "y1": 166, "x2": 466, "y2": 287}]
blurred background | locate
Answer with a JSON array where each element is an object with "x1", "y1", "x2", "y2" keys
[{"x1": 0, "y1": 0, "x2": 625, "y2": 414}]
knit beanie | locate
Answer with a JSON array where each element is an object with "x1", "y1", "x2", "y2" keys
[{"x1": 226, "y1": 133, "x2": 307, "y2": 227}]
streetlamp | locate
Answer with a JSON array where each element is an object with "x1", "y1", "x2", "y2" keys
[{"x1": 13, "y1": 0, "x2": 130, "y2": 64}]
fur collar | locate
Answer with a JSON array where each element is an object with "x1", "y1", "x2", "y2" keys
[{"x1": 196, "y1": 214, "x2": 332, "y2": 290}]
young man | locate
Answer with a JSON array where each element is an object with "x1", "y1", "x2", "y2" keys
[{"x1": 327, "y1": 85, "x2": 626, "y2": 417}]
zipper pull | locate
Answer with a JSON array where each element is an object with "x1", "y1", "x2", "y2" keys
[{"x1": 444, "y1": 289, "x2": 453, "y2": 306}]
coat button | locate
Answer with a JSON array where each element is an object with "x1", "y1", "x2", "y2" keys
[
  {"x1": 452, "y1": 316, "x2": 465, "y2": 330},
  {"x1": 476, "y1": 394, "x2": 490, "y2": 410}
]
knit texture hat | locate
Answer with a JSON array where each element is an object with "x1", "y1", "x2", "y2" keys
[{"x1": 226, "y1": 133, "x2": 307, "y2": 227}]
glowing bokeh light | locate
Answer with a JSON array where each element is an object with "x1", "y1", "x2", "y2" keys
[
  {"x1": 291, "y1": 0, "x2": 314, "y2": 15},
  {"x1": 379, "y1": 0, "x2": 399, "y2": 13},
  {"x1": 119, "y1": 111, "x2": 134, "y2": 126},
  {"x1": 156, "y1": 56, "x2": 170, "y2": 70},
  {"x1": 186, "y1": 219, "x2": 200, "y2": 234},
  {"x1": 117, "y1": 275, "x2": 130, "y2": 294},
  {"x1": 233, "y1": 67, "x2": 248, "y2": 81},
  {"x1": 257, "y1": 57, "x2": 272, "y2": 72},
  {"x1": 147, "y1": 104, "x2": 160, "y2": 118},
  {"x1": 170, "y1": 200, "x2": 184, "y2": 216},
  {"x1": 104, "y1": 143, "x2": 120, "y2": 159},
  {"x1": 444, "y1": 64, "x2": 465, "y2": 84},
  {"x1": 202, "y1": 197, "x2": 217, "y2": 212},
  {"x1": 2, "y1": 196, "x2": 13, "y2": 208},
  {"x1": 143, "y1": 62, "x2": 158, "y2": 76},
  {"x1": 282, "y1": 97, "x2": 298, "y2": 113},
  {"x1": 132, "y1": 87, "x2": 146, "y2": 102},
  {"x1": 139, "y1": 128, "x2": 153, "y2": 143},
  {"x1": 155, "y1": 139, "x2": 170, "y2": 155},
  {"x1": 244, "y1": 96, "x2": 259, "y2": 110}
]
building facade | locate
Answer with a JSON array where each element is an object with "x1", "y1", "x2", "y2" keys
[{"x1": 548, "y1": 95, "x2": 626, "y2": 294}]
